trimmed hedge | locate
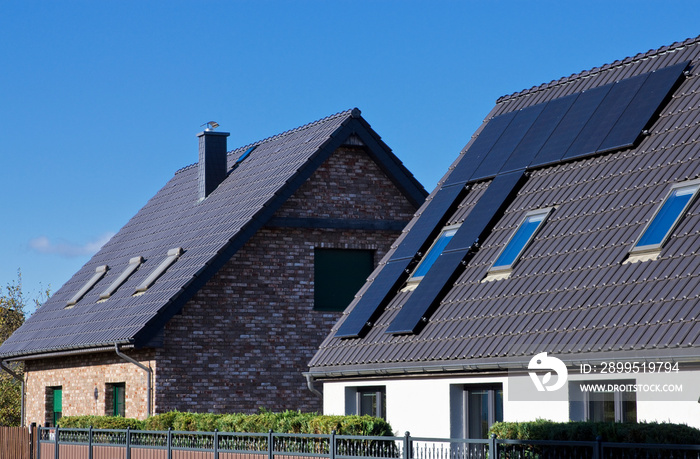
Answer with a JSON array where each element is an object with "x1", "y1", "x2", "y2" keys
[
  {"x1": 58, "y1": 410, "x2": 394, "y2": 436},
  {"x1": 489, "y1": 419, "x2": 700, "y2": 445}
]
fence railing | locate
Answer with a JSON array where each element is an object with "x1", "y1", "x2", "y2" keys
[{"x1": 36, "y1": 426, "x2": 700, "y2": 459}]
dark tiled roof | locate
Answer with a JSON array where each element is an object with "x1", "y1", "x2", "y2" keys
[
  {"x1": 0, "y1": 109, "x2": 426, "y2": 359},
  {"x1": 309, "y1": 37, "x2": 700, "y2": 376}
]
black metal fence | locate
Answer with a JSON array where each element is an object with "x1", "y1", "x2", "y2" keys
[{"x1": 37, "y1": 426, "x2": 700, "y2": 459}]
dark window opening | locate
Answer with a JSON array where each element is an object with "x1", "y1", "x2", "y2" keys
[
  {"x1": 345, "y1": 386, "x2": 386, "y2": 419},
  {"x1": 314, "y1": 249, "x2": 374, "y2": 312},
  {"x1": 569, "y1": 380, "x2": 637, "y2": 423},
  {"x1": 45, "y1": 386, "x2": 62, "y2": 427}
]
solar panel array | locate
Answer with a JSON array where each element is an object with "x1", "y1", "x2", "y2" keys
[{"x1": 336, "y1": 61, "x2": 688, "y2": 339}]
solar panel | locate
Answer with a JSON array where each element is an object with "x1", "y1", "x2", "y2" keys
[
  {"x1": 334, "y1": 259, "x2": 413, "y2": 338},
  {"x1": 470, "y1": 104, "x2": 545, "y2": 181},
  {"x1": 500, "y1": 94, "x2": 578, "y2": 174},
  {"x1": 384, "y1": 251, "x2": 467, "y2": 334},
  {"x1": 598, "y1": 61, "x2": 689, "y2": 153},
  {"x1": 443, "y1": 110, "x2": 517, "y2": 187},
  {"x1": 531, "y1": 84, "x2": 611, "y2": 167},
  {"x1": 386, "y1": 171, "x2": 527, "y2": 334},
  {"x1": 564, "y1": 72, "x2": 648, "y2": 161},
  {"x1": 390, "y1": 184, "x2": 465, "y2": 261},
  {"x1": 446, "y1": 171, "x2": 527, "y2": 252}
]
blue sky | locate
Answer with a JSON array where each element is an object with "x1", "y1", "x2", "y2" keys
[{"x1": 2, "y1": 1, "x2": 700, "y2": 311}]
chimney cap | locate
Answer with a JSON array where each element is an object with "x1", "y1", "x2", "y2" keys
[{"x1": 201, "y1": 121, "x2": 220, "y2": 131}]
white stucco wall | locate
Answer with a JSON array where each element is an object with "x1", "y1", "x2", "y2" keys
[{"x1": 322, "y1": 368, "x2": 700, "y2": 437}]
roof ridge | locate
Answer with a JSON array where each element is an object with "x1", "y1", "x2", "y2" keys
[
  {"x1": 497, "y1": 34, "x2": 700, "y2": 104},
  {"x1": 175, "y1": 108, "x2": 358, "y2": 174}
]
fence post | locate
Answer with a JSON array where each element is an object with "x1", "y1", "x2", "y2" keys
[
  {"x1": 268, "y1": 430, "x2": 274, "y2": 459},
  {"x1": 167, "y1": 427, "x2": 173, "y2": 459},
  {"x1": 126, "y1": 427, "x2": 131, "y2": 459},
  {"x1": 53, "y1": 427, "x2": 59, "y2": 459},
  {"x1": 594, "y1": 436, "x2": 602, "y2": 459},
  {"x1": 330, "y1": 430, "x2": 336, "y2": 459},
  {"x1": 88, "y1": 426, "x2": 93, "y2": 459},
  {"x1": 403, "y1": 432, "x2": 410, "y2": 459},
  {"x1": 34, "y1": 424, "x2": 40, "y2": 459},
  {"x1": 213, "y1": 429, "x2": 219, "y2": 459},
  {"x1": 489, "y1": 434, "x2": 497, "y2": 458}
]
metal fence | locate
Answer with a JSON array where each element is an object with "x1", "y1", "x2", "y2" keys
[{"x1": 36, "y1": 426, "x2": 700, "y2": 459}]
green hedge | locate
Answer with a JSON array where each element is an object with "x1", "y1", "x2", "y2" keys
[
  {"x1": 58, "y1": 410, "x2": 393, "y2": 436},
  {"x1": 489, "y1": 419, "x2": 700, "y2": 445}
]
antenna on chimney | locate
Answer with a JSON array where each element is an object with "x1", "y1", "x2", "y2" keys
[{"x1": 201, "y1": 121, "x2": 220, "y2": 131}]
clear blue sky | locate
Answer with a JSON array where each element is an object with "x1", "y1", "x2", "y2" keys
[{"x1": 2, "y1": 1, "x2": 699, "y2": 311}]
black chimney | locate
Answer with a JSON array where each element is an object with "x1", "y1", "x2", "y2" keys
[{"x1": 197, "y1": 129, "x2": 230, "y2": 200}]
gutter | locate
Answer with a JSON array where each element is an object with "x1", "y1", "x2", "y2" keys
[
  {"x1": 1, "y1": 360, "x2": 25, "y2": 426},
  {"x1": 304, "y1": 372, "x2": 322, "y2": 398},
  {"x1": 114, "y1": 343, "x2": 152, "y2": 418}
]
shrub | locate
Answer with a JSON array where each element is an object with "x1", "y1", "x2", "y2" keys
[
  {"x1": 489, "y1": 420, "x2": 700, "y2": 445},
  {"x1": 58, "y1": 415, "x2": 144, "y2": 430}
]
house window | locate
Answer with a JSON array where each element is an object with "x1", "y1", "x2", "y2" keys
[
  {"x1": 490, "y1": 208, "x2": 553, "y2": 273},
  {"x1": 410, "y1": 225, "x2": 460, "y2": 281},
  {"x1": 45, "y1": 386, "x2": 62, "y2": 426},
  {"x1": 464, "y1": 385, "x2": 503, "y2": 439},
  {"x1": 631, "y1": 180, "x2": 700, "y2": 253},
  {"x1": 345, "y1": 386, "x2": 386, "y2": 419},
  {"x1": 569, "y1": 380, "x2": 637, "y2": 422},
  {"x1": 314, "y1": 249, "x2": 374, "y2": 312},
  {"x1": 105, "y1": 383, "x2": 126, "y2": 417}
]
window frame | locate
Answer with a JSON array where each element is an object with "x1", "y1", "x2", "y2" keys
[
  {"x1": 488, "y1": 208, "x2": 554, "y2": 274},
  {"x1": 630, "y1": 179, "x2": 700, "y2": 254},
  {"x1": 106, "y1": 382, "x2": 126, "y2": 417},
  {"x1": 345, "y1": 385, "x2": 386, "y2": 419},
  {"x1": 569, "y1": 380, "x2": 636, "y2": 423},
  {"x1": 46, "y1": 386, "x2": 63, "y2": 427},
  {"x1": 463, "y1": 384, "x2": 503, "y2": 439},
  {"x1": 408, "y1": 224, "x2": 462, "y2": 283}
]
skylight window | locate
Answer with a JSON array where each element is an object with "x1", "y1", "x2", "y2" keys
[
  {"x1": 631, "y1": 180, "x2": 700, "y2": 253},
  {"x1": 236, "y1": 145, "x2": 257, "y2": 165},
  {"x1": 99, "y1": 256, "x2": 143, "y2": 300},
  {"x1": 134, "y1": 248, "x2": 183, "y2": 294},
  {"x1": 410, "y1": 225, "x2": 460, "y2": 281},
  {"x1": 490, "y1": 208, "x2": 553, "y2": 273},
  {"x1": 66, "y1": 265, "x2": 108, "y2": 307}
]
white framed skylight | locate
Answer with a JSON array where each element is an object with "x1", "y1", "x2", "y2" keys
[
  {"x1": 408, "y1": 224, "x2": 461, "y2": 282},
  {"x1": 134, "y1": 248, "x2": 183, "y2": 294},
  {"x1": 630, "y1": 179, "x2": 700, "y2": 254},
  {"x1": 99, "y1": 256, "x2": 143, "y2": 300},
  {"x1": 489, "y1": 207, "x2": 554, "y2": 273},
  {"x1": 66, "y1": 265, "x2": 108, "y2": 307}
]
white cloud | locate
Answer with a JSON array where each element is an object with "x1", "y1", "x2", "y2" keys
[{"x1": 29, "y1": 232, "x2": 116, "y2": 258}]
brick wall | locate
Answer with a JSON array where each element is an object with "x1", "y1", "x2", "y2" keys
[
  {"x1": 24, "y1": 349, "x2": 155, "y2": 425},
  {"x1": 155, "y1": 147, "x2": 418, "y2": 413}
]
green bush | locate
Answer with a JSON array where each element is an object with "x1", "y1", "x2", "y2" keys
[
  {"x1": 58, "y1": 415, "x2": 144, "y2": 430},
  {"x1": 56, "y1": 410, "x2": 394, "y2": 436},
  {"x1": 489, "y1": 420, "x2": 700, "y2": 444}
]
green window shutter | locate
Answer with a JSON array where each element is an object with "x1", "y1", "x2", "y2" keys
[
  {"x1": 112, "y1": 383, "x2": 125, "y2": 417},
  {"x1": 53, "y1": 388, "x2": 62, "y2": 413},
  {"x1": 314, "y1": 249, "x2": 373, "y2": 312}
]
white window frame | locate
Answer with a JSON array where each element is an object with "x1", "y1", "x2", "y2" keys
[
  {"x1": 488, "y1": 207, "x2": 554, "y2": 273},
  {"x1": 408, "y1": 224, "x2": 462, "y2": 283}
]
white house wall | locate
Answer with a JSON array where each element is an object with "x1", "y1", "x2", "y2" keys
[{"x1": 322, "y1": 369, "x2": 700, "y2": 437}]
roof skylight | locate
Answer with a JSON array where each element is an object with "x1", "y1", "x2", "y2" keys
[
  {"x1": 66, "y1": 265, "x2": 108, "y2": 307},
  {"x1": 409, "y1": 225, "x2": 460, "y2": 281},
  {"x1": 99, "y1": 256, "x2": 143, "y2": 300},
  {"x1": 490, "y1": 208, "x2": 553, "y2": 273},
  {"x1": 134, "y1": 248, "x2": 183, "y2": 294},
  {"x1": 631, "y1": 180, "x2": 700, "y2": 253}
]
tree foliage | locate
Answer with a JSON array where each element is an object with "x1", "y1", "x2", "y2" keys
[{"x1": 0, "y1": 270, "x2": 50, "y2": 426}]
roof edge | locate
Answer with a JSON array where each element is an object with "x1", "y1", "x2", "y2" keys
[{"x1": 497, "y1": 34, "x2": 700, "y2": 104}]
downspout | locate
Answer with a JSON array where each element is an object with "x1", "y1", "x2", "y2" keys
[
  {"x1": 1, "y1": 360, "x2": 25, "y2": 426},
  {"x1": 114, "y1": 343, "x2": 152, "y2": 418},
  {"x1": 304, "y1": 373, "x2": 322, "y2": 398}
]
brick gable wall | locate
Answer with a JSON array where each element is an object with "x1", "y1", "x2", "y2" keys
[{"x1": 155, "y1": 147, "x2": 418, "y2": 413}]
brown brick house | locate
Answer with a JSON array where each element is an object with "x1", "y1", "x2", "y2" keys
[{"x1": 0, "y1": 109, "x2": 427, "y2": 425}]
